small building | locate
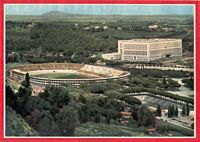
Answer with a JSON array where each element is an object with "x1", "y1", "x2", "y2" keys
[
  {"x1": 95, "y1": 26, "x2": 100, "y2": 29},
  {"x1": 161, "y1": 109, "x2": 168, "y2": 117},
  {"x1": 27, "y1": 22, "x2": 36, "y2": 28},
  {"x1": 103, "y1": 26, "x2": 108, "y2": 30},
  {"x1": 32, "y1": 85, "x2": 44, "y2": 96},
  {"x1": 189, "y1": 111, "x2": 194, "y2": 120},
  {"x1": 121, "y1": 111, "x2": 132, "y2": 119},
  {"x1": 149, "y1": 24, "x2": 158, "y2": 29},
  {"x1": 117, "y1": 27, "x2": 122, "y2": 30},
  {"x1": 162, "y1": 27, "x2": 173, "y2": 32},
  {"x1": 102, "y1": 53, "x2": 121, "y2": 60},
  {"x1": 95, "y1": 60, "x2": 106, "y2": 65},
  {"x1": 120, "y1": 111, "x2": 132, "y2": 124},
  {"x1": 145, "y1": 128, "x2": 157, "y2": 135},
  {"x1": 91, "y1": 54, "x2": 97, "y2": 58},
  {"x1": 84, "y1": 27, "x2": 90, "y2": 30}
]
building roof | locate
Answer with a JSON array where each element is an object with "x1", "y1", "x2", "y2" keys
[
  {"x1": 119, "y1": 38, "x2": 181, "y2": 44},
  {"x1": 120, "y1": 111, "x2": 132, "y2": 116},
  {"x1": 147, "y1": 128, "x2": 156, "y2": 132}
]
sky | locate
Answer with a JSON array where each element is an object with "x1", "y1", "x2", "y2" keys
[{"x1": 5, "y1": 5, "x2": 194, "y2": 15}]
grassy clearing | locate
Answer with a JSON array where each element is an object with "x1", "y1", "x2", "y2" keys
[
  {"x1": 75, "y1": 122, "x2": 147, "y2": 136},
  {"x1": 34, "y1": 73, "x2": 89, "y2": 79}
]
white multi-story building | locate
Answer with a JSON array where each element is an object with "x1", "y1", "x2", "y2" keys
[{"x1": 118, "y1": 39, "x2": 182, "y2": 62}]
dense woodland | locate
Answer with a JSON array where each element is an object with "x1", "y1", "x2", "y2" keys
[
  {"x1": 6, "y1": 73, "x2": 158, "y2": 136},
  {"x1": 6, "y1": 14, "x2": 193, "y2": 64}
]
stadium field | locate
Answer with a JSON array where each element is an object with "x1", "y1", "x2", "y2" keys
[{"x1": 34, "y1": 73, "x2": 90, "y2": 79}]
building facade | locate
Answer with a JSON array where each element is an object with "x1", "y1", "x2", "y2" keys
[{"x1": 118, "y1": 39, "x2": 182, "y2": 62}]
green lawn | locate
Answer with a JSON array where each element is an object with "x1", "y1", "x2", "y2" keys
[{"x1": 34, "y1": 73, "x2": 89, "y2": 79}]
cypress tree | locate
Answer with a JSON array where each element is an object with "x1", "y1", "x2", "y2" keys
[
  {"x1": 171, "y1": 105, "x2": 175, "y2": 116},
  {"x1": 162, "y1": 77, "x2": 167, "y2": 85},
  {"x1": 182, "y1": 105, "x2": 186, "y2": 116},
  {"x1": 186, "y1": 103, "x2": 190, "y2": 116},
  {"x1": 156, "y1": 104, "x2": 162, "y2": 117},
  {"x1": 22, "y1": 72, "x2": 30, "y2": 88},
  {"x1": 175, "y1": 106, "x2": 179, "y2": 117},
  {"x1": 168, "y1": 105, "x2": 172, "y2": 118}
]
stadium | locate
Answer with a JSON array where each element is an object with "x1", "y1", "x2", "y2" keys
[{"x1": 9, "y1": 63, "x2": 130, "y2": 86}]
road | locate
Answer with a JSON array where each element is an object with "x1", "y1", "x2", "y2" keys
[
  {"x1": 157, "y1": 116, "x2": 193, "y2": 131},
  {"x1": 123, "y1": 64, "x2": 194, "y2": 72}
]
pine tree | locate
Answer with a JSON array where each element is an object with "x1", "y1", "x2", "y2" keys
[{"x1": 79, "y1": 94, "x2": 87, "y2": 104}]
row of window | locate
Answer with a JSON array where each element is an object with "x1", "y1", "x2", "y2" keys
[
  {"x1": 149, "y1": 42, "x2": 181, "y2": 50},
  {"x1": 123, "y1": 50, "x2": 147, "y2": 55},
  {"x1": 150, "y1": 48, "x2": 182, "y2": 55},
  {"x1": 123, "y1": 44, "x2": 147, "y2": 50}
]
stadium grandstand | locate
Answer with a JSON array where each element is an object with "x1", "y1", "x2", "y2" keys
[{"x1": 9, "y1": 63, "x2": 130, "y2": 86}]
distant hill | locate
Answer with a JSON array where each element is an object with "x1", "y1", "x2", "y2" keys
[
  {"x1": 6, "y1": 11, "x2": 193, "y2": 22},
  {"x1": 40, "y1": 11, "x2": 86, "y2": 20},
  {"x1": 41, "y1": 11, "x2": 70, "y2": 16}
]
